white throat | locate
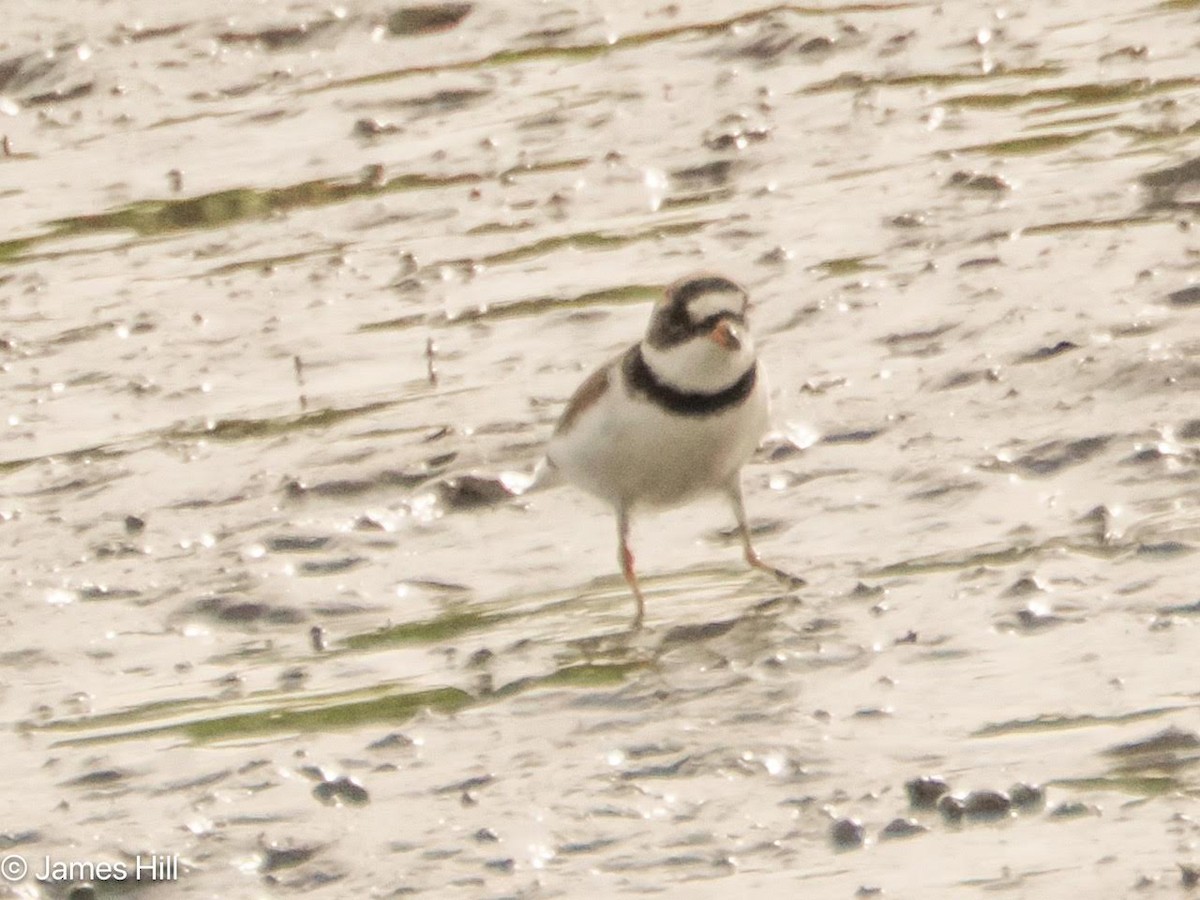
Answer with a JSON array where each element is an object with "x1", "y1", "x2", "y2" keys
[{"x1": 640, "y1": 335, "x2": 757, "y2": 394}]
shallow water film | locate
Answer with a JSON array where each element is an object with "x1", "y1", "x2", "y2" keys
[{"x1": 3, "y1": 1, "x2": 1200, "y2": 897}]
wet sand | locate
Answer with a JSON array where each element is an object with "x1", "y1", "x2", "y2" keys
[{"x1": 3, "y1": 1, "x2": 1200, "y2": 896}]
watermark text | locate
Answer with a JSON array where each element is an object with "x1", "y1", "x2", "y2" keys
[{"x1": 0, "y1": 853, "x2": 179, "y2": 883}]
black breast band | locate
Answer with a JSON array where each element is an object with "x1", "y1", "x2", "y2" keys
[{"x1": 622, "y1": 345, "x2": 756, "y2": 417}]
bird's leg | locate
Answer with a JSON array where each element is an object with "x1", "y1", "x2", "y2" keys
[
  {"x1": 726, "y1": 481, "x2": 806, "y2": 589},
  {"x1": 617, "y1": 506, "x2": 646, "y2": 627}
]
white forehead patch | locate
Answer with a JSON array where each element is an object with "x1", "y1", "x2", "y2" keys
[{"x1": 686, "y1": 289, "x2": 744, "y2": 324}]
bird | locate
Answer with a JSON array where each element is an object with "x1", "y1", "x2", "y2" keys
[{"x1": 541, "y1": 273, "x2": 804, "y2": 626}]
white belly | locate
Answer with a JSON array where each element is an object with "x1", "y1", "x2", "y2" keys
[{"x1": 548, "y1": 364, "x2": 770, "y2": 510}]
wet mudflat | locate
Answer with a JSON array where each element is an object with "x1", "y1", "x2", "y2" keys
[{"x1": 2, "y1": 0, "x2": 1200, "y2": 896}]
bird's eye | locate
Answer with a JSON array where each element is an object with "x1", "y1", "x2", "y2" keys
[{"x1": 697, "y1": 311, "x2": 744, "y2": 330}]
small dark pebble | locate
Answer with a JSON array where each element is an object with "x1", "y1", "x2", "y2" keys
[
  {"x1": 671, "y1": 159, "x2": 734, "y2": 187},
  {"x1": 227, "y1": 601, "x2": 303, "y2": 624},
  {"x1": 1049, "y1": 800, "x2": 1095, "y2": 819},
  {"x1": 1019, "y1": 340, "x2": 1078, "y2": 362},
  {"x1": 1179, "y1": 863, "x2": 1200, "y2": 887},
  {"x1": 758, "y1": 245, "x2": 793, "y2": 264},
  {"x1": 435, "y1": 773, "x2": 495, "y2": 795},
  {"x1": 1179, "y1": 419, "x2": 1200, "y2": 441},
  {"x1": 620, "y1": 755, "x2": 691, "y2": 780},
  {"x1": 1135, "y1": 541, "x2": 1193, "y2": 558},
  {"x1": 436, "y1": 474, "x2": 515, "y2": 510},
  {"x1": 1140, "y1": 157, "x2": 1200, "y2": 190},
  {"x1": 261, "y1": 842, "x2": 320, "y2": 872},
  {"x1": 799, "y1": 375, "x2": 847, "y2": 394},
  {"x1": 735, "y1": 26, "x2": 796, "y2": 60},
  {"x1": 94, "y1": 540, "x2": 144, "y2": 559},
  {"x1": 388, "y1": 3, "x2": 474, "y2": 36},
  {"x1": 937, "y1": 794, "x2": 965, "y2": 823},
  {"x1": 313, "y1": 775, "x2": 369, "y2": 806},
  {"x1": 1008, "y1": 782, "x2": 1046, "y2": 811},
  {"x1": 879, "y1": 817, "x2": 928, "y2": 840},
  {"x1": 661, "y1": 620, "x2": 738, "y2": 645},
  {"x1": 63, "y1": 769, "x2": 128, "y2": 787},
  {"x1": 299, "y1": 556, "x2": 365, "y2": 575},
  {"x1": 362, "y1": 163, "x2": 386, "y2": 187},
  {"x1": 1010, "y1": 435, "x2": 1111, "y2": 477},
  {"x1": 1100, "y1": 44, "x2": 1148, "y2": 61},
  {"x1": 939, "y1": 369, "x2": 987, "y2": 389},
  {"x1": 1005, "y1": 575, "x2": 1046, "y2": 597},
  {"x1": 353, "y1": 117, "x2": 401, "y2": 137},
  {"x1": 310, "y1": 626, "x2": 327, "y2": 652},
  {"x1": 27, "y1": 82, "x2": 95, "y2": 105},
  {"x1": 0, "y1": 830, "x2": 40, "y2": 849},
  {"x1": 702, "y1": 115, "x2": 771, "y2": 151},
  {"x1": 267, "y1": 535, "x2": 331, "y2": 553},
  {"x1": 1016, "y1": 605, "x2": 1065, "y2": 629},
  {"x1": 379, "y1": 460, "x2": 453, "y2": 488},
  {"x1": 123, "y1": 515, "x2": 145, "y2": 534},
  {"x1": 822, "y1": 428, "x2": 884, "y2": 444},
  {"x1": 158, "y1": 769, "x2": 232, "y2": 793},
  {"x1": 906, "y1": 775, "x2": 950, "y2": 809},
  {"x1": 278, "y1": 666, "x2": 307, "y2": 687},
  {"x1": 558, "y1": 837, "x2": 620, "y2": 855},
  {"x1": 368, "y1": 732, "x2": 414, "y2": 751},
  {"x1": 216, "y1": 21, "x2": 336, "y2": 50},
  {"x1": 849, "y1": 581, "x2": 885, "y2": 599},
  {"x1": 467, "y1": 648, "x2": 495, "y2": 667},
  {"x1": 1105, "y1": 725, "x2": 1200, "y2": 757},
  {"x1": 1168, "y1": 285, "x2": 1200, "y2": 307},
  {"x1": 948, "y1": 170, "x2": 1012, "y2": 192},
  {"x1": 798, "y1": 35, "x2": 836, "y2": 54},
  {"x1": 72, "y1": 573, "x2": 138, "y2": 599},
  {"x1": 1159, "y1": 599, "x2": 1200, "y2": 616},
  {"x1": 760, "y1": 433, "x2": 806, "y2": 460},
  {"x1": 963, "y1": 790, "x2": 1012, "y2": 820},
  {"x1": 958, "y1": 256, "x2": 1002, "y2": 269},
  {"x1": 852, "y1": 706, "x2": 892, "y2": 719},
  {"x1": 420, "y1": 847, "x2": 461, "y2": 861},
  {"x1": 855, "y1": 888, "x2": 884, "y2": 898},
  {"x1": 484, "y1": 857, "x2": 515, "y2": 873},
  {"x1": 622, "y1": 742, "x2": 686, "y2": 761},
  {"x1": 195, "y1": 596, "x2": 305, "y2": 625},
  {"x1": 474, "y1": 827, "x2": 499, "y2": 843},
  {"x1": 830, "y1": 817, "x2": 865, "y2": 850},
  {"x1": 287, "y1": 477, "x2": 376, "y2": 498},
  {"x1": 1124, "y1": 445, "x2": 1171, "y2": 464}
]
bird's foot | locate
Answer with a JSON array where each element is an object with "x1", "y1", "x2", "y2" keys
[{"x1": 745, "y1": 549, "x2": 806, "y2": 589}]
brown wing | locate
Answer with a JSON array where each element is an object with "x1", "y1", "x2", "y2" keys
[{"x1": 554, "y1": 363, "x2": 611, "y2": 436}]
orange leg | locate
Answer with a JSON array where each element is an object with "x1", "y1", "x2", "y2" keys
[
  {"x1": 727, "y1": 482, "x2": 806, "y2": 589},
  {"x1": 617, "y1": 507, "x2": 646, "y2": 627}
]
